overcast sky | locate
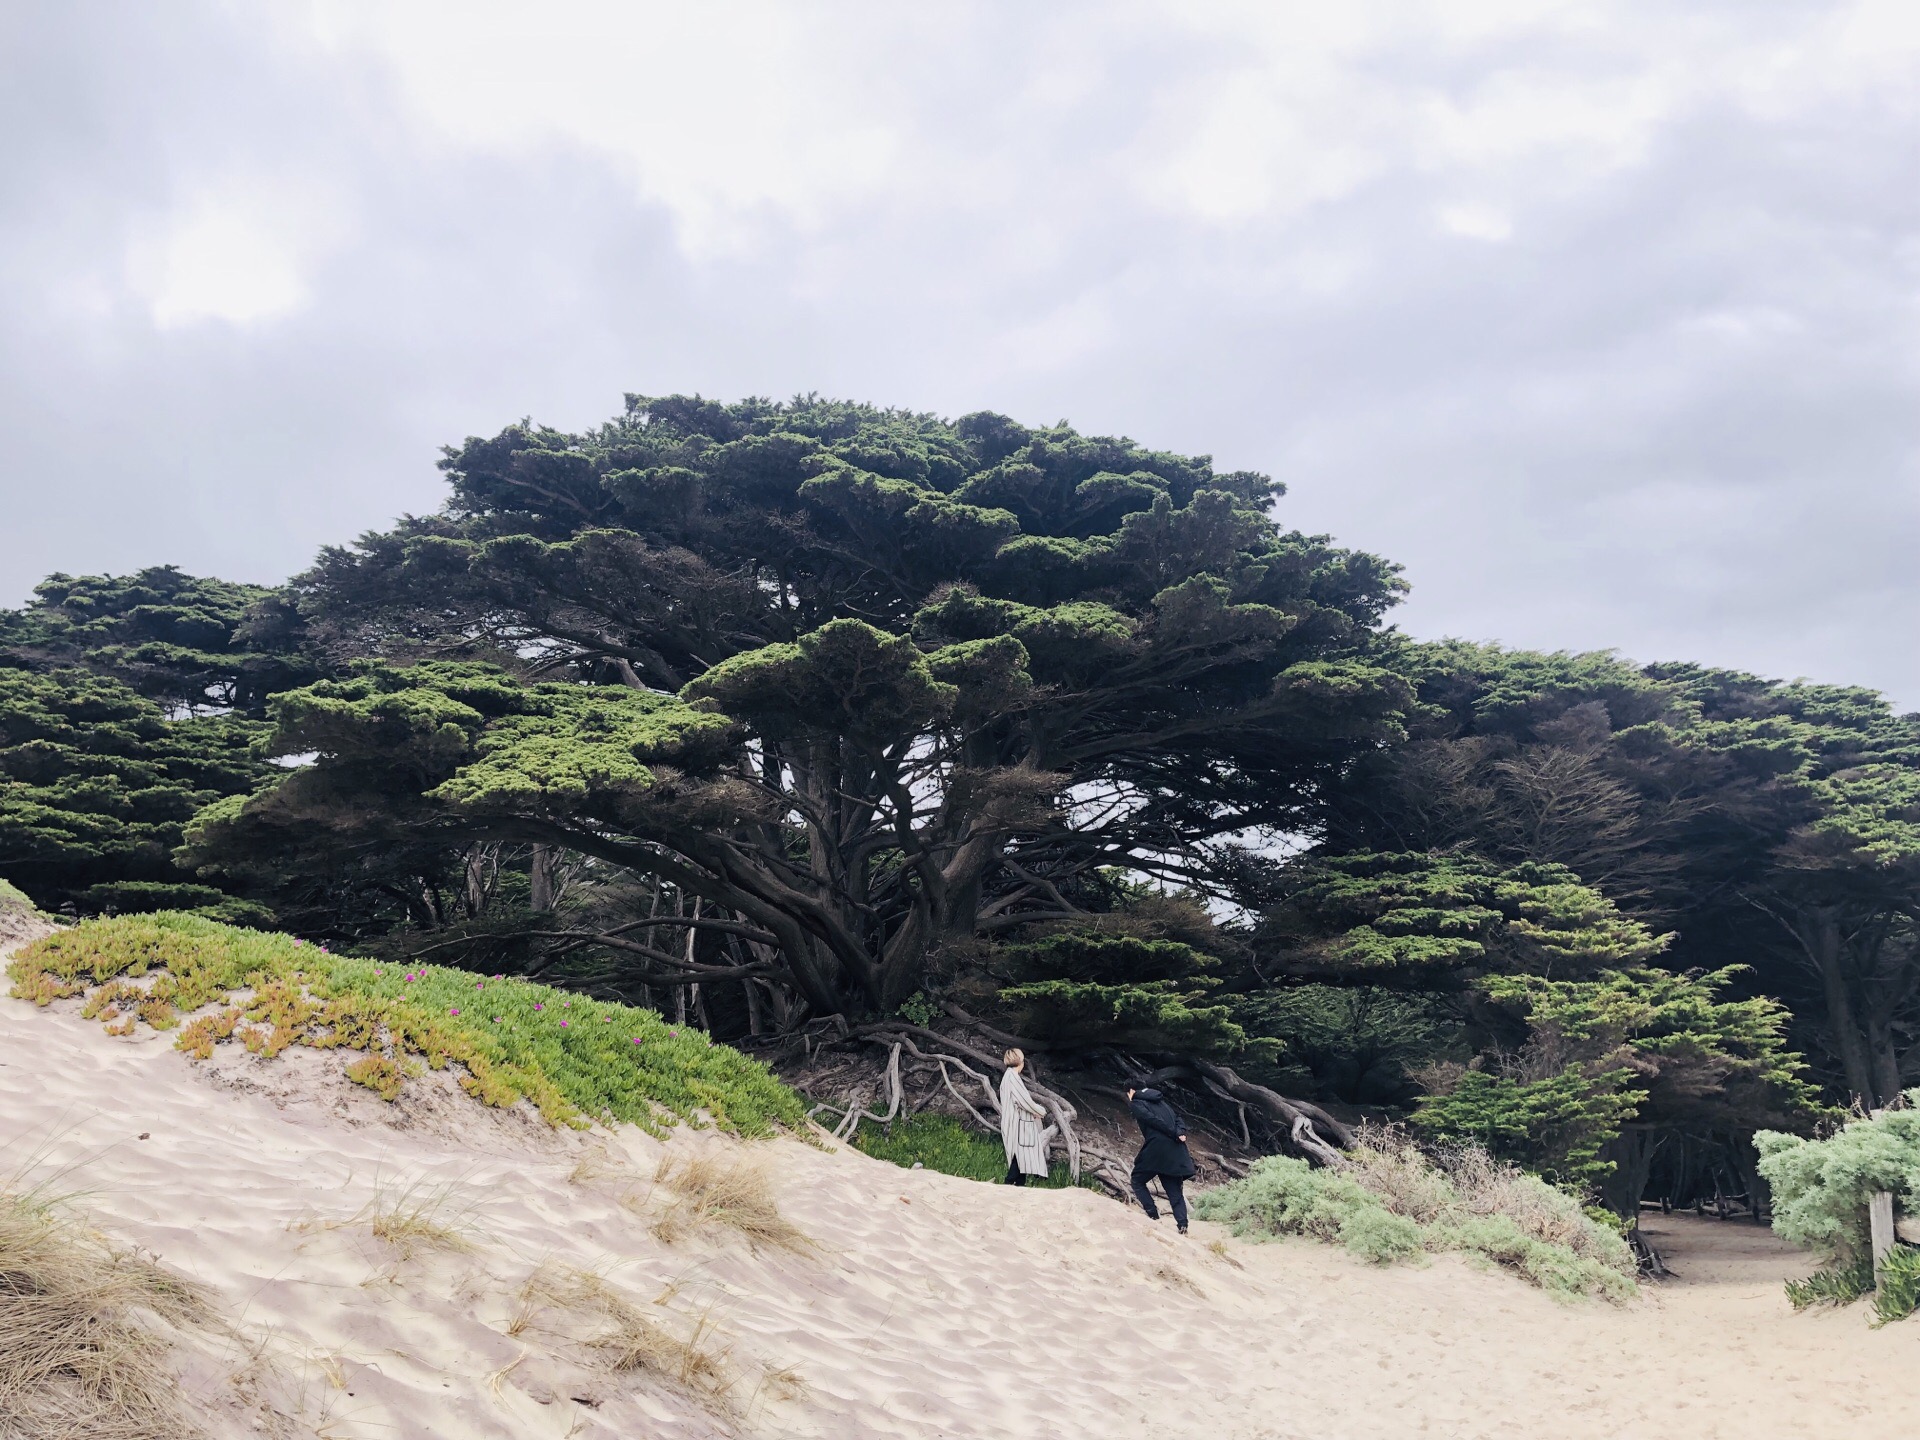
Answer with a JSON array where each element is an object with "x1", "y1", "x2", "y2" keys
[{"x1": 3, "y1": 2, "x2": 1916, "y2": 704}]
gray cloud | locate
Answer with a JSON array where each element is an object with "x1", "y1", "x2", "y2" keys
[{"x1": 3, "y1": 1, "x2": 1916, "y2": 703}]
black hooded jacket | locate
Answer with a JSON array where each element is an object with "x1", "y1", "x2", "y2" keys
[{"x1": 1128, "y1": 1088, "x2": 1196, "y2": 1179}]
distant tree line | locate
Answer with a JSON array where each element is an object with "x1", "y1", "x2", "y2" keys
[{"x1": 8, "y1": 395, "x2": 1913, "y2": 1221}]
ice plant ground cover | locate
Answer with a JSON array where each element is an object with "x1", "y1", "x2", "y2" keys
[{"x1": 7, "y1": 912, "x2": 806, "y2": 1136}]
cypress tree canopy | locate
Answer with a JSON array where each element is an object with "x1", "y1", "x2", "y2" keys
[
  {"x1": 192, "y1": 396, "x2": 1414, "y2": 1017},
  {"x1": 0, "y1": 667, "x2": 267, "y2": 916},
  {"x1": 0, "y1": 564, "x2": 315, "y2": 716}
]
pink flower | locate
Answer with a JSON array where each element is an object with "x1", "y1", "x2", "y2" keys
[
  {"x1": 559, "y1": 1020, "x2": 569, "y2": 1028},
  {"x1": 449, "y1": 1007, "x2": 460, "y2": 1016},
  {"x1": 494, "y1": 974, "x2": 504, "y2": 980},
  {"x1": 533, "y1": 1003, "x2": 544, "y2": 1012},
  {"x1": 493, "y1": 1017, "x2": 502, "y2": 1023},
  {"x1": 632, "y1": 1037, "x2": 643, "y2": 1045}
]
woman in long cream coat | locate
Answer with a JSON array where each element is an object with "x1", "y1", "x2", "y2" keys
[{"x1": 999, "y1": 1048, "x2": 1053, "y2": 1185}]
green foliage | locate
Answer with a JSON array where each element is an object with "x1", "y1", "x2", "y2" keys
[
  {"x1": 256, "y1": 396, "x2": 1413, "y2": 1020},
  {"x1": 345, "y1": 1053, "x2": 410, "y2": 1101},
  {"x1": 849, "y1": 1113, "x2": 1089, "y2": 1188},
  {"x1": 997, "y1": 978, "x2": 1253, "y2": 1056},
  {"x1": 1194, "y1": 1143, "x2": 1636, "y2": 1299},
  {"x1": 0, "y1": 564, "x2": 315, "y2": 715},
  {"x1": 1481, "y1": 966, "x2": 1821, "y2": 1119},
  {"x1": 1757, "y1": 1100, "x2": 1920, "y2": 1263},
  {"x1": 995, "y1": 931, "x2": 1261, "y2": 1056},
  {"x1": 683, "y1": 618, "x2": 959, "y2": 741},
  {"x1": 1418, "y1": 968, "x2": 1820, "y2": 1195},
  {"x1": 179, "y1": 661, "x2": 732, "y2": 881},
  {"x1": 1265, "y1": 852, "x2": 1666, "y2": 980},
  {"x1": 894, "y1": 992, "x2": 939, "y2": 1028},
  {"x1": 1783, "y1": 1259, "x2": 1873, "y2": 1310},
  {"x1": 8, "y1": 913, "x2": 806, "y2": 1137},
  {"x1": 0, "y1": 668, "x2": 267, "y2": 914},
  {"x1": 1314, "y1": 640, "x2": 1920, "y2": 1117},
  {"x1": 1232, "y1": 985, "x2": 1446, "y2": 1105},
  {"x1": 1412, "y1": 1068, "x2": 1640, "y2": 1190},
  {"x1": 1873, "y1": 1245, "x2": 1920, "y2": 1325}
]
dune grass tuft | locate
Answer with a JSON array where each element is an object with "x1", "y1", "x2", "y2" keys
[
  {"x1": 513, "y1": 1263, "x2": 733, "y2": 1402},
  {"x1": 355, "y1": 1180, "x2": 477, "y2": 1261},
  {"x1": 651, "y1": 1152, "x2": 810, "y2": 1252},
  {"x1": 0, "y1": 1185, "x2": 215, "y2": 1439},
  {"x1": 9, "y1": 912, "x2": 806, "y2": 1137},
  {"x1": 1196, "y1": 1127, "x2": 1637, "y2": 1301}
]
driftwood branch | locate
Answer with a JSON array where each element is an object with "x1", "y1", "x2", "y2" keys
[
  {"x1": 831, "y1": 1041, "x2": 904, "y2": 1142},
  {"x1": 851, "y1": 1021, "x2": 1083, "y2": 1181},
  {"x1": 1146, "y1": 1054, "x2": 1353, "y2": 1164}
]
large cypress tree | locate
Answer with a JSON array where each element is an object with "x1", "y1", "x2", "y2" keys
[{"x1": 186, "y1": 397, "x2": 1412, "y2": 1027}]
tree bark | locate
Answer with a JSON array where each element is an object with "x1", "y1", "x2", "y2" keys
[
  {"x1": 1598, "y1": 1125, "x2": 1661, "y2": 1222},
  {"x1": 529, "y1": 844, "x2": 556, "y2": 912},
  {"x1": 1802, "y1": 909, "x2": 1880, "y2": 1105}
]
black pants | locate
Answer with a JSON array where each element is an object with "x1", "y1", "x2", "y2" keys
[
  {"x1": 1131, "y1": 1170, "x2": 1188, "y2": 1228},
  {"x1": 1004, "y1": 1159, "x2": 1028, "y2": 1186}
]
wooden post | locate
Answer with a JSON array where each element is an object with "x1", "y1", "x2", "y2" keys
[{"x1": 1870, "y1": 1191, "x2": 1896, "y2": 1286}]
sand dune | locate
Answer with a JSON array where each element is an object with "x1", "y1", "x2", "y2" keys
[{"x1": 3, "y1": 989, "x2": 1917, "y2": 1439}]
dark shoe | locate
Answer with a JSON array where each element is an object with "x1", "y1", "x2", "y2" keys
[{"x1": 1177, "y1": 1224, "x2": 1189, "y2": 1235}]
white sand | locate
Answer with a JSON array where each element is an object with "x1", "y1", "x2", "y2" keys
[{"x1": 3, "y1": 991, "x2": 1917, "y2": 1439}]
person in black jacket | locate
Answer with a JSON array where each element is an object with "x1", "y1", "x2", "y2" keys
[{"x1": 1126, "y1": 1085, "x2": 1196, "y2": 1234}]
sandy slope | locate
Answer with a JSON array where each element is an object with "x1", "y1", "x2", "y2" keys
[{"x1": 3, "y1": 992, "x2": 1917, "y2": 1440}]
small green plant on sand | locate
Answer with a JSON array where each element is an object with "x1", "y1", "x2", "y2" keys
[
  {"x1": 1872, "y1": 1246, "x2": 1920, "y2": 1325},
  {"x1": 894, "y1": 991, "x2": 939, "y2": 1029},
  {"x1": 8, "y1": 912, "x2": 806, "y2": 1137},
  {"x1": 1783, "y1": 1259, "x2": 1872, "y2": 1311},
  {"x1": 1195, "y1": 1131, "x2": 1636, "y2": 1301},
  {"x1": 344, "y1": 1054, "x2": 409, "y2": 1102}
]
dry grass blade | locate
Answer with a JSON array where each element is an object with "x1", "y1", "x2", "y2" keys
[
  {"x1": 514, "y1": 1264, "x2": 733, "y2": 1403},
  {"x1": 567, "y1": 1145, "x2": 642, "y2": 1188},
  {"x1": 351, "y1": 1179, "x2": 478, "y2": 1261},
  {"x1": 0, "y1": 1186, "x2": 214, "y2": 1439},
  {"x1": 651, "y1": 1152, "x2": 809, "y2": 1252}
]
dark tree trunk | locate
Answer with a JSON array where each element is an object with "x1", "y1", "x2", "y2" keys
[
  {"x1": 529, "y1": 844, "x2": 556, "y2": 912},
  {"x1": 1804, "y1": 910, "x2": 1880, "y2": 1105},
  {"x1": 1599, "y1": 1126, "x2": 1661, "y2": 1222}
]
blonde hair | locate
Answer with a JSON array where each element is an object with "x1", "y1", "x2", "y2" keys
[{"x1": 1003, "y1": 1048, "x2": 1025, "y2": 1070}]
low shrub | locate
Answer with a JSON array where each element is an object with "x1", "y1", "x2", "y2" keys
[
  {"x1": 849, "y1": 1112, "x2": 1090, "y2": 1189},
  {"x1": 1873, "y1": 1245, "x2": 1920, "y2": 1325},
  {"x1": 1195, "y1": 1130, "x2": 1636, "y2": 1301},
  {"x1": 1756, "y1": 1100, "x2": 1920, "y2": 1265},
  {"x1": 8, "y1": 912, "x2": 807, "y2": 1137},
  {"x1": 1783, "y1": 1259, "x2": 1872, "y2": 1310}
]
